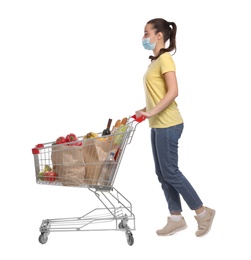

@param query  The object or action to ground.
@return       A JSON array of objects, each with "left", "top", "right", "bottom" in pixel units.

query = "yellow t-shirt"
[{"left": 143, "top": 52, "right": 183, "bottom": 128}]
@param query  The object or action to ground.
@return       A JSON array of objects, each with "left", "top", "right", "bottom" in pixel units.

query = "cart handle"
[{"left": 131, "top": 114, "right": 146, "bottom": 123}]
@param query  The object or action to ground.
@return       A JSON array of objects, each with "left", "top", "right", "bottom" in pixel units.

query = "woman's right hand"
[
  {"left": 135, "top": 110, "right": 142, "bottom": 119},
  {"left": 136, "top": 110, "right": 153, "bottom": 119},
  {"left": 135, "top": 108, "right": 149, "bottom": 119}
]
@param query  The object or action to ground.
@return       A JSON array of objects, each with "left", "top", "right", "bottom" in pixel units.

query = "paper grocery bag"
[
  {"left": 82, "top": 138, "right": 119, "bottom": 185},
  {"left": 51, "top": 144, "right": 86, "bottom": 186}
]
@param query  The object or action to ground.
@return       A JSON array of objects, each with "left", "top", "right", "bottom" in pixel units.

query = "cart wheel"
[
  {"left": 38, "top": 233, "right": 48, "bottom": 244},
  {"left": 118, "top": 222, "right": 125, "bottom": 229},
  {"left": 126, "top": 232, "right": 134, "bottom": 246}
]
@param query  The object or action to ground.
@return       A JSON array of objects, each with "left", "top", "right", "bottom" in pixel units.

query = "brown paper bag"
[
  {"left": 51, "top": 144, "right": 86, "bottom": 186},
  {"left": 82, "top": 138, "right": 119, "bottom": 185}
]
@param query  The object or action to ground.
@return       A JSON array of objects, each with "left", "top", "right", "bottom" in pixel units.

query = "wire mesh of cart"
[{"left": 32, "top": 115, "right": 145, "bottom": 246}]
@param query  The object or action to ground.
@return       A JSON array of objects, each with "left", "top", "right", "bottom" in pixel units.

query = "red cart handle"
[{"left": 131, "top": 114, "right": 146, "bottom": 123}]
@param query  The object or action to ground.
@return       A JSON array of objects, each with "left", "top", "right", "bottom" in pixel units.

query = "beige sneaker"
[
  {"left": 156, "top": 217, "right": 187, "bottom": 236},
  {"left": 195, "top": 207, "right": 216, "bottom": 237}
]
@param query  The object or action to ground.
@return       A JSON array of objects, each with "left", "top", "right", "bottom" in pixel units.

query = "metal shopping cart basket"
[{"left": 31, "top": 115, "right": 145, "bottom": 246}]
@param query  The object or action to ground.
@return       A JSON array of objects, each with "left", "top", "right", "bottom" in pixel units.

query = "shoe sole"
[
  {"left": 157, "top": 224, "right": 188, "bottom": 236},
  {"left": 196, "top": 209, "right": 216, "bottom": 237}
]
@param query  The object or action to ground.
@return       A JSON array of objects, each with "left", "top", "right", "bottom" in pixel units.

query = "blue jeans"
[{"left": 151, "top": 123, "right": 203, "bottom": 213}]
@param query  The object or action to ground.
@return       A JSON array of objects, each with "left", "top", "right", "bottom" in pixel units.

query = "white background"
[{"left": 1, "top": 0, "right": 251, "bottom": 259}]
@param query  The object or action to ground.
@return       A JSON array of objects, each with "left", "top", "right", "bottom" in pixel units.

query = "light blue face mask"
[{"left": 142, "top": 37, "right": 156, "bottom": 50}]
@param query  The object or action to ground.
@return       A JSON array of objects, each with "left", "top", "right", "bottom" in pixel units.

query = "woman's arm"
[{"left": 138, "top": 71, "right": 178, "bottom": 118}]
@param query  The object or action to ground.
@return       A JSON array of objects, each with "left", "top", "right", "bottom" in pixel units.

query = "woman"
[{"left": 136, "top": 18, "right": 215, "bottom": 237}]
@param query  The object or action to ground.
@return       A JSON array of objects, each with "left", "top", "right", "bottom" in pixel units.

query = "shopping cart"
[{"left": 32, "top": 115, "right": 145, "bottom": 246}]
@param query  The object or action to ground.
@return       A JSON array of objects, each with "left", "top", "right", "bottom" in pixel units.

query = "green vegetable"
[
  {"left": 114, "top": 125, "right": 128, "bottom": 145},
  {"left": 44, "top": 165, "right": 52, "bottom": 172},
  {"left": 38, "top": 171, "right": 44, "bottom": 181}
]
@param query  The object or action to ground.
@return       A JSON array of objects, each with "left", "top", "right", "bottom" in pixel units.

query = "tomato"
[
  {"left": 56, "top": 136, "right": 66, "bottom": 144},
  {"left": 55, "top": 133, "right": 81, "bottom": 146},
  {"left": 66, "top": 133, "right": 77, "bottom": 142},
  {"left": 44, "top": 171, "right": 57, "bottom": 182}
]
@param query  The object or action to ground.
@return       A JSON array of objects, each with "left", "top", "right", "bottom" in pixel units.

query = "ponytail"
[{"left": 166, "top": 22, "right": 177, "bottom": 53}]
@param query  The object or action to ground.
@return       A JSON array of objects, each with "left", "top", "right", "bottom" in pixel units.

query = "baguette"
[
  {"left": 115, "top": 119, "right": 121, "bottom": 128},
  {"left": 121, "top": 117, "right": 127, "bottom": 125},
  {"left": 111, "top": 119, "right": 121, "bottom": 132}
]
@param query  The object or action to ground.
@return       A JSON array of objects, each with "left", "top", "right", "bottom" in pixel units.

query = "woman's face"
[{"left": 143, "top": 23, "right": 157, "bottom": 43}]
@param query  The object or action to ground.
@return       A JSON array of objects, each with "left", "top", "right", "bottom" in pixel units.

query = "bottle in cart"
[
  {"left": 102, "top": 118, "right": 112, "bottom": 136},
  {"left": 98, "top": 152, "right": 116, "bottom": 187}
]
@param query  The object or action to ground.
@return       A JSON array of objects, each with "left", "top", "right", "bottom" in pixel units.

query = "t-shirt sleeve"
[{"left": 159, "top": 53, "right": 176, "bottom": 74}]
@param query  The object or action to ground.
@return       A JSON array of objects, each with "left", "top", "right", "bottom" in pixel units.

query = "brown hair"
[{"left": 147, "top": 18, "right": 177, "bottom": 61}]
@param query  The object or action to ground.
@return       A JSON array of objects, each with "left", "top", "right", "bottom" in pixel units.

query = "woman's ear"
[{"left": 157, "top": 32, "right": 163, "bottom": 40}]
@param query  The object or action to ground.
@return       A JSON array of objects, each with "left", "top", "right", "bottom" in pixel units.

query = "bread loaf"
[{"left": 121, "top": 117, "right": 127, "bottom": 125}]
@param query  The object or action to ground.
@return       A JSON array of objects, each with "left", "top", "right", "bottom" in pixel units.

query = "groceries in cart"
[
  {"left": 32, "top": 116, "right": 131, "bottom": 188},
  {"left": 38, "top": 164, "right": 57, "bottom": 182}
]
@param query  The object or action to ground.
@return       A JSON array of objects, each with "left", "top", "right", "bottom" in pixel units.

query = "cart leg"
[
  {"left": 118, "top": 215, "right": 134, "bottom": 246},
  {"left": 38, "top": 219, "right": 50, "bottom": 244}
]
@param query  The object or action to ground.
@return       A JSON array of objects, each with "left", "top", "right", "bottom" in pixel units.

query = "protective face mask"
[{"left": 142, "top": 37, "right": 156, "bottom": 50}]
